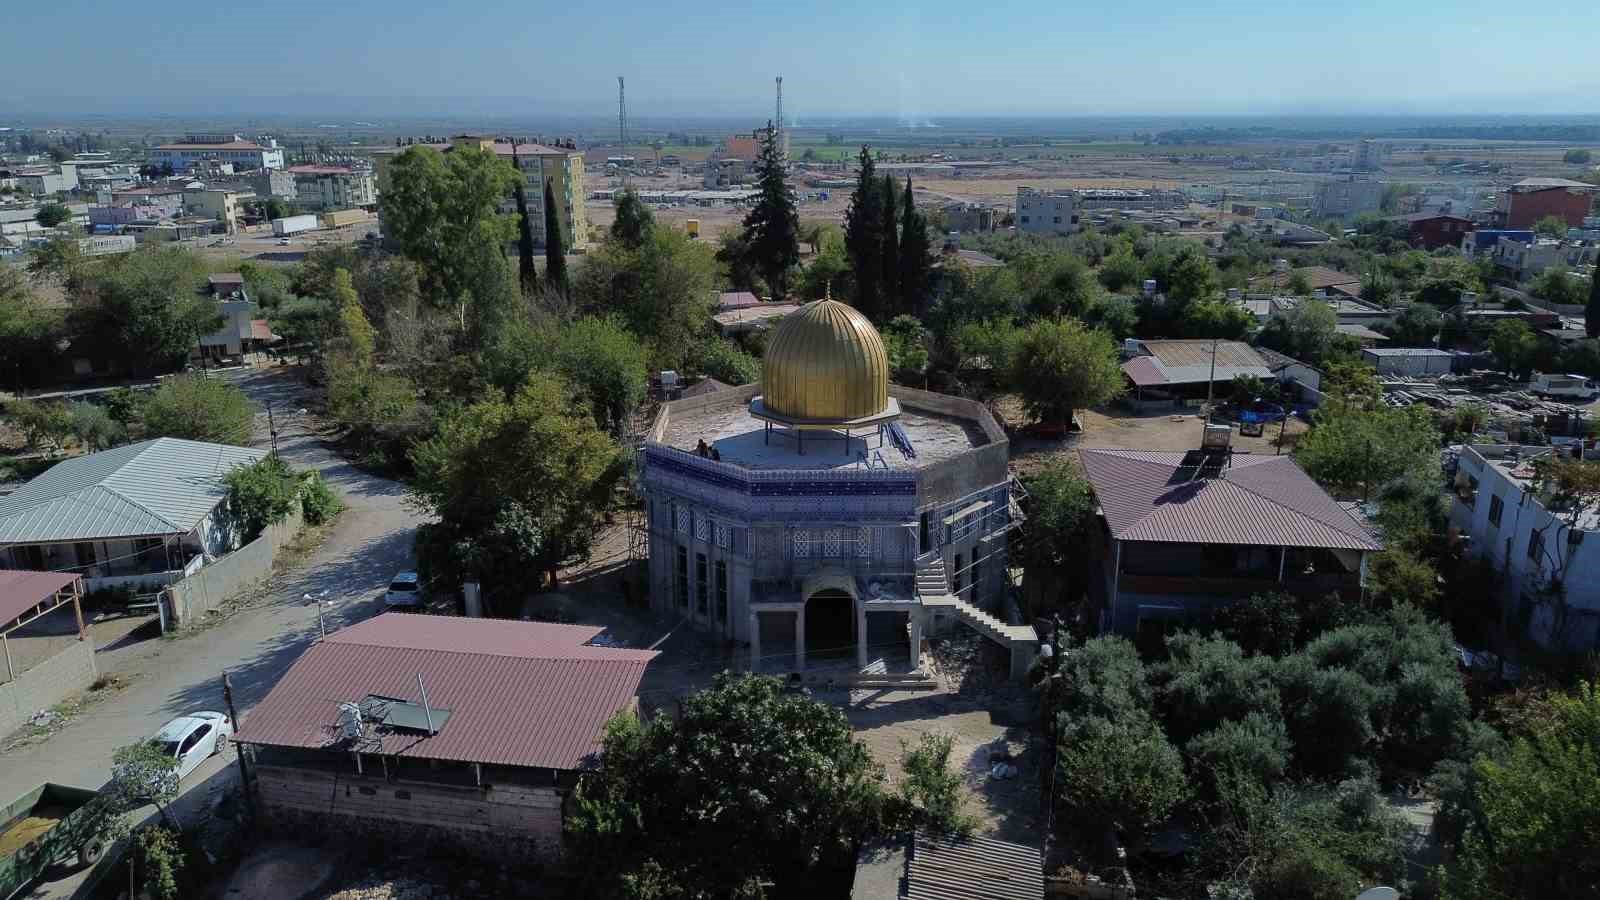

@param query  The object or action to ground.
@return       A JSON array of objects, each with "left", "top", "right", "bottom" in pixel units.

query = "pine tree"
[
  {"left": 843, "top": 146, "right": 882, "bottom": 317},
  {"left": 740, "top": 122, "right": 801, "bottom": 297},
  {"left": 898, "top": 176, "right": 933, "bottom": 316},
  {"left": 544, "top": 178, "right": 568, "bottom": 294},
  {"left": 879, "top": 174, "right": 900, "bottom": 318},
  {"left": 512, "top": 146, "right": 539, "bottom": 296}
]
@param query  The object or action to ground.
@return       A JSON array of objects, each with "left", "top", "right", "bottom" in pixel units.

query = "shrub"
[
  {"left": 1042, "top": 635, "right": 1153, "bottom": 729},
  {"left": 896, "top": 732, "right": 976, "bottom": 836},
  {"left": 1214, "top": 592, "right": 1302, "bottom": 657},
  {"left": 1187, "top": 712, "right": 1291, "bottom": 795},
  {"left": 1056, "top": 713, "right": 1188, "bottom": 837},
  {"left": 140, "top": 375, "right": 255, "bottom": 445},
  {"left": 1155, "top": 632, "right": 1283, "bottom": 745},
  {"left": 1276, "top": 655, "right": 1379, "bottom": 776},
  {"left": 68, "top": 401, "right": 125, "bottom": 450},
  {"left": 6, "top": 398, "right": 73, "bottom": 452},
  {"left": 223, "top": 455, "right": 298, "bottom": 542},
  {"left": 694, "top": 338, "right": 760, "bottom": 386},
  {"left": 297, "top": 472, "right": 342, "bottom": 525},
  {"left": 132, "top": 826, "right": 184, "bottom": 900}
]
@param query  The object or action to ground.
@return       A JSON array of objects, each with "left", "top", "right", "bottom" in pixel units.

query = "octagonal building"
[{"left": 638, "top": 299, "right": 1022, "bottom": 675}]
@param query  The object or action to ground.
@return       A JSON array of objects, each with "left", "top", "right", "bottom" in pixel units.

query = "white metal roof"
[{"left": 0, "top": 438, "right": 266, "bottom": 544}]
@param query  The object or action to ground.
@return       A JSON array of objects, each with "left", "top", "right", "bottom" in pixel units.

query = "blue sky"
[{"left": 5, "top": 0, "right": 1597, "bottom": 117}]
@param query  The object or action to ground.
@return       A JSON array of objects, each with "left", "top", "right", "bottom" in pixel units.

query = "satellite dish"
[{"left": 1355, "top": 889, "right": 1399, "bottom": 900}]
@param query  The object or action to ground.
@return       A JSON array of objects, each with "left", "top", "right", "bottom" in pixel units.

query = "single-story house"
[
  {"left": 1081, "top": 445, "right": 1381, "bottom": 641},
  {"left": 1406, "top": 212, "right": 1475, "bottom": 251},
  {"left": 1121, "top": 339, "right": 1274, "bottom": 411},
  {"left": 712, "top": 301, "right": 805, "bottom": 336},
  {"left": 1248, "top": 266, "right": 1363, "bottom": 299},
  {"left": 236, "top": 613, "right": 657, "bottom": 861},
  {"left": 0, "top": 438, "right": 266, "bottom": 591},
  {"left": 853, "top": 831, "right": 1044, "bottom": 900},
  {"left": 1361, "top": 347, "right": 1456, "bottom": 377},
  {"left": 1255, "top": 346, "right": 1323, "bottom": 400}
]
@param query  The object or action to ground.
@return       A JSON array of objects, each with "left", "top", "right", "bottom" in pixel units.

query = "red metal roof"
[
  {"left": 235, "top": 614, "right": 656, "bottom": 771},
  {"left": 1078, "top": 449, "right": 1380, "bottom": 551},
  {"left": 1122, "top": 355, "right": 1167, "bottom": 387},
  {"left": 0, "top": 570, "right": 81, "bottom": 626}
]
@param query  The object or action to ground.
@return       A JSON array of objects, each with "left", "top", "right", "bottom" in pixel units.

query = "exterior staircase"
[{"left": 915, "top": 557, "right": 1038, "bottom": 680}]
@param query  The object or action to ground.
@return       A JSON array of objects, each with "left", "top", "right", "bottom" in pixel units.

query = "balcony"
[{"left": 1119, "top": 572, "right": 1360, "bottom": 599}]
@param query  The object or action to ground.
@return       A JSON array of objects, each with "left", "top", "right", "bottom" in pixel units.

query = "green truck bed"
[{"left": 0, "top": 784, "right": 107, "bottom": 900}]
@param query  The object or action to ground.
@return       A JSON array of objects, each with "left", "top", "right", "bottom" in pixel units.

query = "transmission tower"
[
  {"left": 774, "top": 76, "right": 785, "bottom": 159},
  {"left": 617, "top": 76, "right": 629, "bottom": 182}
]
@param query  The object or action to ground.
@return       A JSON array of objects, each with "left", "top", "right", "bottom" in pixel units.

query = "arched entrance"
[{"left": 805, "top": 588, "right": 856, "bottom": 660}]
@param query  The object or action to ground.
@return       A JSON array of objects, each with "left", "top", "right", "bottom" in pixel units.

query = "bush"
[
  {"left": 140, "top": 375, "right": 255, "bottom": 445},
  {"left": 1276, "top": 655, "right": 1379, "bottom": 776},
  {"left": 68, "top": 401, "right": 125, "bottom": 450},
  {"left": 1214, "top": 592, "right": 1302, "bottom": 657},
  {"left": 1057, "top": 713, "right": 1188, "bottom": 837},
  {"left": 1187, "top": 712, "right": 1291, "bottom": 795},
  {"left": 223, "top": 455, "right": 298, "bottom": 541},
  {"left": 1042, "top": 635, "right": 1153, "bottom": 728},
  {"left": 896, "top": 732, "right": 976, "bottom": 836},
  {"left": 1155, "top": 632, "right": 1282, "bottom": 745},
  {"left": 694, "top": 338, "right": 760, "bottom": 386},
  {"left": 6, "top": 398, "right": 73, "bottom": 452},
  {"left": 298, "top": 472, "right": 342, "bottom": 526}
]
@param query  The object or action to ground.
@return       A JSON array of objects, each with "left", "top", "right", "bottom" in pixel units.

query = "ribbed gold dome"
[{"left": 760, "top": 299, "right": 889, "bottom": 423}]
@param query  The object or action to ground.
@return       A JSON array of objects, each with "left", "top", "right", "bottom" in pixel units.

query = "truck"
[
  {"left": 1530, "top": 373, "right": 1596, "bottom": 401},
  {"left": 271, "top": 214, "right": 319, "bottom": 237},
  {"left": 1, "top": 783, "right": 112, "bottom": 899}
]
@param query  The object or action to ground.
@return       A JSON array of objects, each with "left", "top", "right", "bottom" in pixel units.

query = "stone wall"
[
  {"left": 0, "top": 639, "right": 96, "bottom": 736},
  {"left": 167, "top": 507, "right": 302, "bottom": 627},
  {"left": 254, "top": 764, "right": 564, "bottom": 861}
]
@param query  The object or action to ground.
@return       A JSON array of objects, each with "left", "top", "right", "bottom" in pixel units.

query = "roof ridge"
[
  {"left": 101, "top": 440, "right": 188, "bottom": 532},
  {"left": 1222, "top": 458, "right": 1370, "bottom": 541}
]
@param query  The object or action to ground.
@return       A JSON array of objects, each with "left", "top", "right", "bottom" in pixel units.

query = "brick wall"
[
  {"left": 254, "top": 764, "right": 564, "bottom": 861},
  {"left": 1506, "top": 189, "right": 1594, "bottom": 229},
  {"left": 168, "top": 508, "right": 302, "bottom": 627},
  {"left": 0, "top": 639, "right": 97, "bottom": 736}
]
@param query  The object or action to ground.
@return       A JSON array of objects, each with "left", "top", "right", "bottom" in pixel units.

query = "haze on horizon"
[{"left": 4, "top": 0, "right": 1597, "bottom": 120}]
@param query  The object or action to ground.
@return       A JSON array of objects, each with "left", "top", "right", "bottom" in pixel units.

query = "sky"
[{"left": 4, "top": 0, "right": 1598, "bottom": 119}]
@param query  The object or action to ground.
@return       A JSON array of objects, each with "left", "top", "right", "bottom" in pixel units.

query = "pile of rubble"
[{"left": 1381, "top": 373, "right": 1591, "bottom": 428}]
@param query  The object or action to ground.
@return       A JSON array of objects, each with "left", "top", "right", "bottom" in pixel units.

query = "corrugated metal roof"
[
  {"left": 0, "top": 438, "right": 266, "bottom": 544},
  {"left": 0, "top": 570, "right": 80, "bottom": 625},
  {"left": 904, "top": 831, "right": 1043, "bottom": 900},
  {"left": 235, "top": 614, "right": 657, "bottom": 771},
  {"left": 1141, "top": 340, "right": 1267, "bottom": 370},
  {"left": 1122, "top": 355, "right": 1166, "bottom": 387},
  {"left": 1079, "top": 449, "right": 1380, "bottom": 551}
]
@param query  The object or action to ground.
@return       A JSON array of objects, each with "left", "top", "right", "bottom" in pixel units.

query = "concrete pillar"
[
  {"left": 857, "top": 605, "right": 869, "bottom": 669},
  {"left": 463, "top": 581, "right": 482, "bottom": 618},
  {"left": 794, "top": 606, "right": 805, "bottom": 672},
  {"left": 908, "top": 610, "right": 923, "bottom": 670},
  {"left": 749, "top": 610, "right": 761, "bottom": 673}
]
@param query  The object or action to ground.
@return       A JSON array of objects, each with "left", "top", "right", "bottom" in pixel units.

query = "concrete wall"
[
  {"left": 167, "top": 508, "right": 301, "bottom": 626},
  {"left": 254, "top": 764, "right": 563, "bottom": 861},
  {"left": 0, "top": 639, "right": 96, "bottom": 736}
]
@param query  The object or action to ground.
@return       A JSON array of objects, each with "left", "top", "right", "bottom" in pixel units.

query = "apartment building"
[
  {"left": 286, "top": 165, "right": 376, "bottom": 210},
  {"left": 1312, "top": 176, "right": 1383, "bottom": 219},
  {"left": 459, "top": 136, "right": 587, "bottom": 249},
  {"left": 1016, "top": 187, "right": 1079, "bottom": 235}
]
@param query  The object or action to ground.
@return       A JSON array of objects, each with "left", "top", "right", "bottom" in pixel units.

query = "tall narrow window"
[
  {"left": 675, "top": 546, "right": 689, "bottom": 608},
  {"left": 696, "top": 553, "right": 709, "bottom": 614},
  {"left": 716, "top": 560, "right": 728, "bottom": 622},
  {"left": 919, "top": 513, "right": 930, "bottom": 554}
]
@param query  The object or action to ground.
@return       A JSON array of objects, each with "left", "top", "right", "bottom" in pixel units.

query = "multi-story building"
[
  {"left": 638, "top": 299, "right": 1036, "bottom": 680},
  {"left": 1016, "top": 187, "right": 1079, "bottom": 235},
  {"left": 1493, "top": 178, "right": 1596, "bottom": 229},
  {"left": 1489, "top": 236, "right": 1595, "bottom": 282},
  {"left": 1406, "top": 212, "right": 1475, "bottom": 250},
  {"left": 183, "top": 188, "right": 248, "bottom": 234},
  {"left": 149, "top": 134, "right": 284, "bottom": 173},
  {"left": 942, "top": 202, "right": 995, "bottom": 233},
  {"left": 286, "top": 165, "right": 376, "bottom": 210},
  {"left": 461, "top": 137, "right": 586, "bottom": 249},
  {"left": 1450, "top": 444, "right": 1600, "bottom": 650},
  {"left": 1312, "top": 176, "right": 1384, "bottom": 219},
  {"left": 704, "top": 133, "right": 762, "bottom": 188},
  {"left": 244, "top": 168, "right": 297, "bottom": 201},
  {"left": 15, "top": 164, "right": 78, "bottom": 196}
]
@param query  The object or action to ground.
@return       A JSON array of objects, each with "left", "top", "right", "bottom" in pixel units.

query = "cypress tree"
[
  {"left": 898, "top": 176, "right": 933, "bottom": 315},
  {"left": 1588, "top": 263, "right": 1600, "bottom": 339},
  {"left": 879, "top": 174, "right": 900, "bottom": 317},
  {"left": 610, "top": 187, "right": 655, "bottom": 249},
  {"left": 843, "top": 146, "right": 882, "bottom": 317},
  {"left": 512, "top": 146, "right": 539, "bottom": 295},
  {"left": 741, "top": 123, "right": 801, "bottom": 297},
  {"left": 544, "top": 178, "right": 567, "bottom": 294}
]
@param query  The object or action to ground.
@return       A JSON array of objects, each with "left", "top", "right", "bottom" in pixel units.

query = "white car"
[
  {"left": 277, "top": 237, "right": 292, "bottom": 245},
  {"left": 153, "top": 711, "right": 233, "bottom": 779},
  {"left": 384, "top": 571, "right": 423, "bottom": 608}
]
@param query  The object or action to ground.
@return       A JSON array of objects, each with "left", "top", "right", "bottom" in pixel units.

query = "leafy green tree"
[
  {"left": 1295, "top": 401, "right": 1439, "bottom": 497},
  {"left": 7, "top": 399, "right": 73, "bottom": 453},
  {"left": 1531, "top": 267, "right": 1589, "bottom": 306},
  {"left": 131, "top": 826, "right": 184, "bottom": 900},
  {"left": 1564, "top": 149, "right": 1594, "bottom": 164},
  {"left": 843, "top": 146, "right": 884, "bottom": 319},
  {"left": 1159, "top": 243, "right": 1221, "bottom": 303},
  {"left": 1487, "top": 318, "right": 1538, "bottom": 377},
  {"left": 1018, "top": 460, "right": 1095, "bottom": 570},
  {"left": 69, "top": 247, "right": 220, "bottom": 374},
  {"left": 898, "top": 177, "right": 933, "bottom": 315},
  {"left": 34, "top": 202, "right": 71, "bottom": 228},
  {"left": 1214, "top": 592, "right": 1303, "bottom": 657},
  {"left": 573, "top": 226, "right": 718, "bottom": 371},
  {"left": 693, "top": 338, "right": 760, "bottom": 386},
  {"left": 1440, "top": 681, "right": 1600, "bottom": 898},
  {"left": 1275, "top": 653, "right": 1379, "bottom": 776},
  {"left": 1014, "top": 250, "right": 1098, "bottom": 320},
  {"left": 223, "top": 455, "right": 300, "bottom": 542},
  {"left": 1056, "top": 713, "right": 1188, "bottom": 837},
  {"left": 1098, "top": 244, "right": 1143, "bottom": 292},
  {"left": 511, "top": 149, "right": 539, "bottom": 295},
  {"left": 879, "top": 175, "right": 901, "bottom": 315},
  {"left": 1413, "top": 256, "right": 1484, "bottom": 306},
  {"left": 609, "top": 187, "right": 655, "bottom": 249},
  {"left": 1009, "top": 318, "right": 1125, "bottom": 427},
  {"left": 1187, "top": 712, "right": 1291, "bottom": 795},
  {"left": 897, "top": 732, "right": 976, "bottom": 836},
  {"left": 0, "top": 268, "right": 63, "bottom": 389},
  {"left": 1085, "top": 294, "right": 1139, "bottom": 340},
  {"left": 741, "top": 124, "right": 801, "bottom": 298},
  {"left": 881, "top": 314, "right": 929, "bottom": 380},
  {"left": 1040, "top": 635, "right": 1155, "bottom": 726},
  {"left": 1534, "top": 214, "right": 1569, "bottom": 238},
  {"left": 109, "top": 740, "right": 180, "bottom": 826},
  {"left": 1287, "top": 270, "right": 1312, "bottom": 296},
  {"left": 1366, "top": 546, "right": 1440, "bottom": 607},
  {"left": 1386, "top": 302, "right": 1442, "bottom": 346},
  {"left": 797, "top": 224, "right": 849, "bottom": 300},
  {"left": 1258, "top": 299, "right": 1337, "bottom": 363},
  {"left": 67, "top": 401, "right": 124, "bottom": 450},
  {"left": 552, "top": 316, "right": 649, "bottom": 434},
  {"left": 565, "top": 673, "right": 890, "bottom": 897},
  {"left": 1155, "top": 632, "right": 1283, "bottom": 745},
  {"left": 139, "top": 374, "right": 255, "bottom": 445},
  {"left": 379, "top": 145, "right": 518, "bottom": 341},
  {"left": 409, "top": 372, "right": 621, "bottom": 599},
  {"left": 1181, "top": 298, "right": 1255, "bottom": 339}
]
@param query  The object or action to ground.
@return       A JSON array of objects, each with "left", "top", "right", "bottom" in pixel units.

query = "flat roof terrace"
[{"left": 656, "top": 386, "right": 989, "bottom": 472}]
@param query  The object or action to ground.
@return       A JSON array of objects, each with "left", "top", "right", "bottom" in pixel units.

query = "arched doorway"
[{"left": 806, "top": 588, "right": 855, "bottom": 660}]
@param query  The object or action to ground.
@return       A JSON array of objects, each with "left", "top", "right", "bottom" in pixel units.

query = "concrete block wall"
[
  {"left": 254, "top": 764, "right": 563, "bottom": 861},
  {"left": 0, "top": 639, "right": 97, "bottom": 736},
  {"left": 168, "top": 508, "right": 302, "bottom": 626}
]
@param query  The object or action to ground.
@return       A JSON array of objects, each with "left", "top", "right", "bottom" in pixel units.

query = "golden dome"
[{"left": 759, "top": 299, "right": 890, "bottom": 423}]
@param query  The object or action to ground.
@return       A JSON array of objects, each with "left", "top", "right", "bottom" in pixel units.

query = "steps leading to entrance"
[{"left": 915, "top": 557, "right": 1038, "bottom": 680}]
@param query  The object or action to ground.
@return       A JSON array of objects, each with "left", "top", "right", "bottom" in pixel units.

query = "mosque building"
[{"left": 638, "top": 299, "right": 1034, "bottom": 676}]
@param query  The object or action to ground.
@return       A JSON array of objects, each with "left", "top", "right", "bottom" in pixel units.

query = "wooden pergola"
[{"left": 0, "top": 571, "right": 86, "bottom": 683}]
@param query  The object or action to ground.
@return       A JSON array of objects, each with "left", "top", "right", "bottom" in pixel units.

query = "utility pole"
[
  {"left": 266, "top": 402, "right": 277, "bottom": 454},
  {"left": 775, "top": 76, "right": 784, "bottom": 159},
  {"left": 1205, "top": 336, "right": 1218, "bottom": 414},
  {"left": 222, "top": 673, "right": 255, "bottom": 817},
  {"left": 617, "top": 76, "right": 628, "bottom": 184}
]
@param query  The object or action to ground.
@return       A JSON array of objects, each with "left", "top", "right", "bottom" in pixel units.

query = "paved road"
[{"left": 0, "top": 366, "right": 422, "bottom": 849}]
